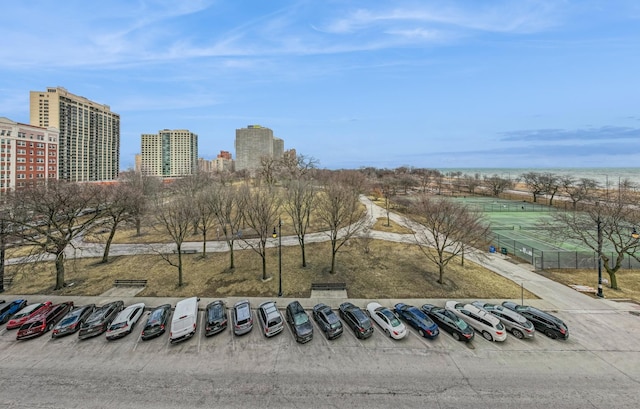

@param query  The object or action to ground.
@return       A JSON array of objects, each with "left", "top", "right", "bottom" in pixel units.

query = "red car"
[
  {"left": 6, "top": 301, "right": 52, "bottom": 330},
  {"left": 17, "top": 302, "right": 74, "bottom": 340}
]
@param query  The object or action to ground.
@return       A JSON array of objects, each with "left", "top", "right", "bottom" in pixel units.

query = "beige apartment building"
[
  {"left": 29, "top": 87, "right": 120, "bottom": 182},
  {"left": 0, "top": 117, "right": 59, "bottom": 194},
  {"left": 234, "top": 125, "right": 284, "bottom": 172},
  {"left": 141, "top": 129, "right": 198, "bottom": 177}
]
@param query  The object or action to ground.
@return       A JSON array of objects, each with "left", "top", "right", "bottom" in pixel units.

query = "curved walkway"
[{"left": 5, "top": 195, "right": 639, "bottom": 314}]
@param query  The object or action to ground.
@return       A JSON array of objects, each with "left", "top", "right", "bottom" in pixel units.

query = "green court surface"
[{"left": 451, "top": 196, "right": 592, "bottom": 253}]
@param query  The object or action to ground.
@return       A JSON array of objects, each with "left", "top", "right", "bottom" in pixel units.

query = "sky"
[{"left": 1, "top": 0, "right": 640, "bottom": 170}]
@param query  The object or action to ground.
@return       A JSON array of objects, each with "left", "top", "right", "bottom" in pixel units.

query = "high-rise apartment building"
[
  {"left": 234, "top": 125, "right": 284, "bottom": 172},
  {"left": 29, "top": 87, "right": 120, "bottom": 182},
  {"left": 140, "top": 129, "right": 198, "bottom": 177},
  {"left": 0, "top": 117, "right": 59, "bottom": 194}
]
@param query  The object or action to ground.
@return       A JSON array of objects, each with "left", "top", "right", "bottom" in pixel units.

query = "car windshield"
[
  {"left": 268, "top": 317, "right": 282, "bottom": 326},
  {"left": 110, "top": 322, "right": 126, "bottom": 330},
  {"left": 294, "top": 313, "right": 309, "bottom": 326},
  {"left": 380, "top": 309, "right": 401, "bottom": 327},
  {"left": 330, "top": 322, "right": 341, "bottom": 330},
  {"left": 208, "top": 304, "right": 224, "bottom": 321},
  {"left": 59, "top": 316, "right": 78, "bottom": 327},
  {"left": 20, "top": 321, "right": 42, "bottom": 330},
  {"left": 453, "top": 316, "right": 469, "bottom": 329},
  {"left": 352, "top": 309, "right": 369, "bottom": 325}
]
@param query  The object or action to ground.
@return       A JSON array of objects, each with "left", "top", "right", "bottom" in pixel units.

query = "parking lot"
[
  {"left": 1, "top": 297, "right": 640, "bottom": 409},
  {"left": 2, "top": 297, "right": 637, "bottom": 358}
]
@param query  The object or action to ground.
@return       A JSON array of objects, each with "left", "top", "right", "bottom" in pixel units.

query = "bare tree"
[
  {"left": 483, "top": 174, "right": 513, "bottom": 196},
  {"left": 550, "top": 193, "right": 640, "bottom": 290},
  {"left": 98, "top": 183, "right": 142, "bottom": 263},
  {"left": 119, "top": 170, "right": 162, "bottom": 235},
  {"left": 209, "top": 183, "right": 246, "bottom": 271},
  {"left": 283, "top": 179, "right": 316, "bottom": 267},
  {"left": 239, "top": 186, "right": 281, "bottom": 280},
  {"left": 521, "top": 172, "right": 546, "bottom": 203},
  {"left": 152, "top": 193, "right": 196, "bottom": 287},
  {"left": 560, "top": 176, "right": 599, "bottom": 209},
  {"left": 408, "top": 195, "right": 489, "bottom": 284},
  {"left": 280, "top": 153, "right": 319, "bottom": 181},
  {"left": 195, "top": 186, "right": 218, "bottom": 257},
  {"left": 8, "top": 181, "right": 105, "bottom": 290},
  {"left": 316, "top": 181, "right": 367, "bottom": 274},
  {"left": 259, "top": 156, "right": 281, "bottom": 187},
  {"left": 172, "top": 172, "right": 213, "bottom": 234},
  {"left": 539, "top": 173, "right": 560, "bottom": 206}
]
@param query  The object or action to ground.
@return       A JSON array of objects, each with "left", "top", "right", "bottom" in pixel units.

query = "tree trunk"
[
  {"left": 262, "top": 254, "right": 267, "bottom": 280},
  {"left": 330, "top": 250, "right": 337, "bottom": 274},
  {"left": 228, "top": 241, "right": 235, "bottom": 269},
  {"left": 300, "top": 239, "right": 307, "bottom": 267},
  {"left": 607, "top": 270, "right": 619, "bottom": 290},
  {"left": 438, "top": 265, "right": 444, "bottom": 284},
  {"left": 101, "top": 225, "right": 117, "bottom": 264},
  {"left": 55, "top": 251, "right": 65, "bottom": 290},
  {"left": 135, "top": 217, "right": 142, "bottom": 236},
  {"left": 201, "top": 230, "right": 207, "bottom": 258},
  {"left": 177, "top": 250, "right": 183, "bottom": 287}
]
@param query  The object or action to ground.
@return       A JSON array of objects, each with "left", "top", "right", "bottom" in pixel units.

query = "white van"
[{"left": 169, "top": 297, "right": 200, "bottom": 343}]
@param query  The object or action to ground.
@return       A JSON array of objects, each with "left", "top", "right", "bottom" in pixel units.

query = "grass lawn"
[
  {"left": 540, "top": 269, "right": 640, "bottom": 303},
  {"left": 5, "top": 239, "right": 537, "bottom": 300}
]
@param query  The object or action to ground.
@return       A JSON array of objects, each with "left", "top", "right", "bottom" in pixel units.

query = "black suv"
[
  {"left": 338, "top": 302, "right": 373, "bottom": 339},
  {"left": 78, "top": 300, "right": 125, "bottom": 340},
  {"left": 285, "top": 301, "right": 313, "bottom": 343},
  {"left": 502, "top": 301, "right": 569, "bottom": 340}
]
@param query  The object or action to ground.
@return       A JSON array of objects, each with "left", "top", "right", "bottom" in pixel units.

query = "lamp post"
[
  {"left": 596, "top": 215, "right": 604, "bottom": 298},
  {"left": 272, "top": 218, "right": 282, "bottom": 297}
]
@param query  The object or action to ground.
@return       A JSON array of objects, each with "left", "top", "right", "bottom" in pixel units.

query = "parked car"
[
  {"left": 502, "top": 301, "right": 569, "bottom": 340},
  {"left": 0, "top": 299, "right": 28, "bottom": 325},
  {"left": 141, "top": 304, "right": 172, "bottom": 341},
  {"left": 394, "top": 303, "right": 439, "bottom": 339},
  {"left": 17, "top": 301, "right": 74, "bottom": 340},
  {"left": 257, "top": 301, "right": 284, "bottom": 338},
  {"left": 106, "top": 302, "right": 146, "bottom": 340},
  {"left": 445, "top": 301, "right": 507, "bottom": 342},
  {"left": 170, "top": 297, "right": 199, "bottom": 343},
  {"left": 78, "top": 300, "right": 124, "bottom": 340},
  {"left": 421, "top": 304, "right": 474, "bottom": 342},
  {"left": 366, "top": 302, "right": 407, "bottom": 340},
  {"left": 6, "top": 301, "right": 52, "bottom": 330},
  {"left": 286, "top": 300, "right": 313, "bottom": 343},
  {"left": 472, "top": 301, "right": 535, "bottom": 339},
  {"left": 232, "top": 300, "right": 253, "bottom": 336},
  {"left": 339, "top": 302, "right": 374, "bottom": 339},
  {"left": 312, "top": 303, "right": 343, "bottom": 340},
  {"left": 204, "top": 300, "right": 228, "bottom": 337},
  {"left": 52, "top": 304, "right": 95, "bottom": 338}
]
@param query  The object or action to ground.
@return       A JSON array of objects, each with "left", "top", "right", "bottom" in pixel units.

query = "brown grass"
[
  {"left": 540, "top": 269, "right": 640, "bottom": 303},
  {"left": 371, "top": 217, "right": 413, "bottom": 234},
  {"left": 5, "top": 239, "right": 536, "bottom": 300}
]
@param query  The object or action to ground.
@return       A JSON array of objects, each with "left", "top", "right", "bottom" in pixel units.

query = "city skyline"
[{"left": 1, "top": 1, "right": 639, "bottom": 170}]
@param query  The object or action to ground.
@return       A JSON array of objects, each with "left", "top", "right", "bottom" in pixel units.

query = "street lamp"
[
  {"left": 272, "top": 218, "right": 282, "bottom": 297},
  {"left": 596, "top": 215, "right": 604, "bottom": 298}
]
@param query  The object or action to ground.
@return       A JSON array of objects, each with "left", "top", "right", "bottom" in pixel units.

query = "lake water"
[{"left": 437, "top": 167, "right": 640, "bottom": 188}]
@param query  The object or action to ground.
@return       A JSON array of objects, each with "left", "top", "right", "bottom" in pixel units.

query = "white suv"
[
  {"left": 257, "top": 301, "right": 284, "bottom": 338},
  {"left": 445, "top": 301, "right": 507, "bottom": 342}
]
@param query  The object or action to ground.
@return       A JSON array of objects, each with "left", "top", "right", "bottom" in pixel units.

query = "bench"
[
  {"left": 311, "top": 282, "right": 346, "bottom": 291},
  {"left": 172, "top": 249, "right": 198, "bottom": 254},
  {"left": 114, "top": 279, "right": 148, "bottom": 287}
]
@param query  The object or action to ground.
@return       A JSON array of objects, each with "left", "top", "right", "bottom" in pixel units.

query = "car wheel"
[
  {"left": 47, "top": 323, "right": 53, "bottom": 332},
  {"left": 420, "top": 329, "right": 426, "bottom": 338},
  {"left": 512, "top": 329, "right": 524, "bottom": 339},
  {"left": 354, "top": 328, "right": 360, "bottom": 338},
  {"left": 452, "top": 331, "right": 460, "bottom": 341},
  {"left": 482, "top": 331, "right": 493, "bottom": 341},
  {"left": 545, "top": 329, "right": 558, "bottom": 339},
  {"left": 385, "top": 329, "right": 391, "bottom": 338}
]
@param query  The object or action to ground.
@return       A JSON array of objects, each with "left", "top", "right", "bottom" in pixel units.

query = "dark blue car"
[
  {"left": 395, "top": 303, "right": 439, "bottom": 339},
  {"left": 0, "top": 299, "right": 28, "bottom": 324}
]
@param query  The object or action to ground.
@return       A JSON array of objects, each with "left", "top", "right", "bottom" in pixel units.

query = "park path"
[{"left": 6, "top": 195, "right": 638, "bottom": 313}]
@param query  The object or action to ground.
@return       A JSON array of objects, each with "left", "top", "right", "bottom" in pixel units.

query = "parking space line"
[
  {"left": 197, "top": 311, "right": 202, "bottom": 353},
  {"left": 132, "top": 311, "right": 149, "bottom": 352}
]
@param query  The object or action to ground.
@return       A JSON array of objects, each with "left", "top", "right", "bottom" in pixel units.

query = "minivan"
[
  {"left": 445, "top": 301, "right": 507, "bottom": 342},
  {"left": 257, "top": 301, "right": 284, "bottom": 338},
  {"left": 232, "top": 300, "right": 253, "bottom": 336},
  {"left": 169, "top": 297, "right": 199, "bottom": 343}
]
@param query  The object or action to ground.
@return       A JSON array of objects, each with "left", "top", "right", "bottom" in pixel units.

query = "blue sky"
[{"left": 1, "top": 0, "right": 639, "bottom": 170}]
